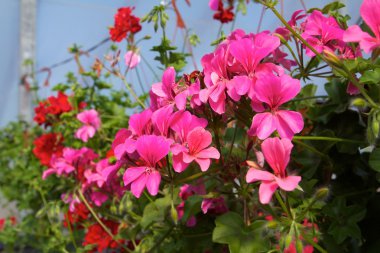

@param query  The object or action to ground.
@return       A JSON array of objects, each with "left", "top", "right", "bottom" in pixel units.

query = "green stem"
[
  {"left": 121, "top": 77, "right": 146, "bottom": 109},
  {"left": 148, "top": 225, "right": 174, "bottom": 253},
  {"left": 227, "top": 125, "right": 238, "bottom": 161},
  {"left": 77, "top": 190, "right": 131, "bottom": 252},
  {"left": 289, "top": 95, "right": 328, "bottom": 102},
  {"left": 65, "top": 212, "right": 78, "bottom": 249},
  {"left": 275, "top": 191, "right": 291, "bottom": 219},
  {"left": 293, "top": 135, "right": 365, "bottom": 144}
]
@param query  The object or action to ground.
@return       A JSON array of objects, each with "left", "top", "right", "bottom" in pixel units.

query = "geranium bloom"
[
  {"left": 75, "top": 109, "right": 101, "bottom": 142},
  {"left": 33, "top": 133, "right": 64, "bottom": 166},
  {"left": 124, "top": 50, "right": 140, "bottom": 69},
  {"left": 123, "top": 135, "right": 171, "bottom": 198},
  {"left": 83, "top": 220, "right": 123, "bottom": 253},
  {"left": 248, "top": 74, "right": 304, "bottom": 140},
  {"left": 344, "top": 0, "right": 380, "bottom": 53},
  {"left": 172, "top": 127, "right": 220, "bottom": 172},
  {"left": 301, "top": 10, "right": 344, "bottom": 57},
  {"left": 246, "top": 137, "right": 301, "bottom": 204},
  {"left": 212, "top": 0, "right": 234, "bottom": 23},
  {"left": 109, "top": 7, "right": 141, "bottom": 42}
]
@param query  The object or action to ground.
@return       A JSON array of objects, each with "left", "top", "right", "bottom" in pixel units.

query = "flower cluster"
[
  {"left": 33, "top": 91, "right": 73, "bottom": 126},
  {"left": 209, "top": 0, "right": 235, "bottom": 24},
  {"left": 109, "top": 7, "right": 142, "bottom": 42}
]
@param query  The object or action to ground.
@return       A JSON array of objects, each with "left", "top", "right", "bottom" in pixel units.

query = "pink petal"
[
  {"left": 151, "top": 82, "right": 168, "bottom": 98},
  {"left": 172, "top": 153, "right": 190, "bottom": 173},
  {"left": 128, "top": 109, "right": 152, "bottom": 136},
  {"left": 196, "top": 147, "right": 220, "bottom": 159},
  {"left": 343, "top": 25, "right": 371, "bottom": 43},
  {"left": 182, "top": 152, "right": 195, "bottom": 164},
  {"left": 275, "top": 175, "right": 301, "bottom": 191},
  {"left": 248, "top": 112, "right": 276, "bottom": 140},
  {"left": 246, "top": 168, "right": 275, "bottom": 183},
  {"left": 124, "top": 50, "right": 140, "bottom": 69},
  {"left": 275, "top": 110, "right": 304, "bottom": 139},
  {"left": 228, "top": 76, "right": 251, "bottom": 96},
  {"left": 131, "top": 173, "right": 148, "bottom": 198},
  {"left": 136, "top": 135, "right": 171, "bottom": 166},
  {"left": 195, "top": 158, "right": 211, "bottom": 171},
  {"left": 187, "top": 127, "right": 212, "bottom": 154},
  {"left": 146, "top": 171, "right": 161, "bottom": 196},
  {"left": 175, "top": 90, "right": 188, "bottom": 110},
  {"left": 360, "top": 0, "right": 380, "bottom": 39},
  {"left": 75, "top": 125, "right": 96, "bottom": 142},
  {"left": 208, "top": 0, "right": 219, "bottom": 11},
  {"left": 152, "top": 105, "right": 173, "bottom": 136},
  {"left": 123, "top": 167, "right": 145, "bottom": 186},
  {"left": 42, "top": 168, "right": 56, "bottom": 179},
  {"left": 261, "top": 137, "right": 293, "bottom": 176},
  {"left": 259, "top": 181, "right": 278, "bottom": 204}
]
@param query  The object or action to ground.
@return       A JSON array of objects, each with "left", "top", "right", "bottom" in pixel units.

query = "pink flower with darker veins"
[
  {"left": 172, "top": 127, "right": 220, "bottom": 173},
  {"left": 344, "top": 0, "right": 380, "bottom": 53},
  {"left": 123, "top": 135, "right": 171, "bottom": 198},
  {"left": 246, "top": 137, "right": 301, "bottom": 204},
  {"left": 75, "top": 109, "right": 101, "bottom": 142},
  {"left": 248, "top": 73, "right": 304, "bottom": 140}
]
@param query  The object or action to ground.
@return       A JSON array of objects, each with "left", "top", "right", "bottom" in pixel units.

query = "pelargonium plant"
[{"left": 1, "top": 0, "right": 380, "bottom": 252}]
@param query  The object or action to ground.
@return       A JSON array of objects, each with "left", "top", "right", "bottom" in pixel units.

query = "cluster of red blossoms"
[
  {"left": 33, "top": 133, "right": 64, "bottom": 166},
  {"left": 33, "top": 91, "right": 73, "bottom": 126},
  {"left": 211, "top": 0, "right": 235, "bottom": 23},
  {"left": 109, "top": 7, "right": 142, "bottom": 42},
  {"left": 0, "top": 216, "right": 16, "bottom": 231}
]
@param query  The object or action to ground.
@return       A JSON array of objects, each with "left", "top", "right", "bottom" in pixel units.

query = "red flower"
[
  {"left": 63, "top": 203, "right": 89, "bottom": 228},
  {"left": 33, "top": 91, "right": 73, "bottom": 126},
  {"left": 109, "top": 7, "right": 142, "bottom": 42},
  {"left": 213, "top": 0, "right": 235, "bottom": 24},
  {"left": 0, "top": 216, "right": 16, "bottom": 230},
  {"left": 33, "top": 133, "right": 64, "bottom": 166},
  {"left": 83, "top": 220, "right": 123, "bottom": 252}
]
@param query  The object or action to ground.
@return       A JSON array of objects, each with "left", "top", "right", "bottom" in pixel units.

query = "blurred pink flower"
[
  {"left": 75, "top": 109, "right": 101, "bottom": 142},
  {"left": 344, "top": 0, "right": 380, "bottom": 53},
  {"left": 246, "top": 137, "right": 301, "bottom": 204},
  {"left": 124, "top": 50, "right": 140, "bottom": 69}
]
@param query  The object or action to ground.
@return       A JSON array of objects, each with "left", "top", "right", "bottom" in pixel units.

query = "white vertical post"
[{"left": 19, "top": 0, "right": 36, "bottom": 122}]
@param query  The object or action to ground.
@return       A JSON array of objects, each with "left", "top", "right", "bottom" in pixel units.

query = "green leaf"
[
  {"left": 212, "top": 212, "right": 268, "bottom": 253},
  {"left": 140, "top": 195, "right": 172, "bottom": 229},
  {"left": 360, "top": 68, "right": 380, "bottom": 85},
  {"left": 369, "top": 148, "right": 380, "bottom": 172}
]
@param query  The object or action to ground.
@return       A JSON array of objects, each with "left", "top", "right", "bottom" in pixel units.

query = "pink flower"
[
  {"left": 201, "top": 197, "right": 228, "bottom": 214},
  {"left": 124, "top": 50, "right": 140, "bottom": 69},
  {"left": 344, "top": 0, "right": 380, "bottom": 53},
  {"left": 123, "top": 135, "right": 171, "bottom": 198},
  {"left": 151, "top": 67, "right": 190, "bottom": 110},
  {"left": 170, "top": 110, "right": 208, "bottom": 143},
  {"left": 248, "top": 74, "right": 304, "bottom": 140},
  {"left": 209, "top": 0, "right": 219, "bottom": 11},
  {"left": 75, "top": 109, "right": 101, "bottom": 142},
  {"left": 301, "top": 10, "right": 344, "bottom": 57},
  {"left": 172, "top": 127, "right": 220, "bottom": 172},
  {"left": 246, "top": 137, "right": 301, "bottom": 204}
]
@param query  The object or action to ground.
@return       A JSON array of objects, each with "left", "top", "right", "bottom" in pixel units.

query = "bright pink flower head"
[
  {"left": 172, "top": 127, "right": 220, "bottom": 173},
  {"left": 302, "top": 10, "right": 344, "bottom": 57},
  {"left": 344, "top": 0, "right": 380, "bottom": 53},
  {"left": 124, "top": 50, "right": 141, "bottom": 69},
  {"left": 170, "top": 110, "right": 208, "bottom": 143},
  {"left": 123, "top": 135, "right": 171, "bottom": 198},
  {"left": 209, "top": 0, "right": 219, "bottom": 11},
  {"left": 248, "top": 74, "right": 304, "bottom": 139},
  {"left": 246, "top": 137, "right": 301, "bottom": 204},
  {"left": 75, "top": 109, "right": 101, "bottom": 142}
]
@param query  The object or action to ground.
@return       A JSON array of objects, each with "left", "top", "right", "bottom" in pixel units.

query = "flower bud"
[
  {"left": 351, "top": 98, "right": 368, "bottom": 108},
  {"left": 315, "top": 187, "right": 329, "bottom": 200},
  {"left": 323, "top": 49, "right": 342, "bottom": 68}
]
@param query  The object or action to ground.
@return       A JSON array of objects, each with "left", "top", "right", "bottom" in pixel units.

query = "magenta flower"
[
  {"left": 344, "top": 0, "right": 380, "bottom": 53},
  {"left": 75, "top": 109, "right": 101, "bottom": 142},
  {"left": 124, "top": 50, "right": 140, "bottom": 69},
  {"left": 123, "top": 135, "right": 171, "bottom": 198},
  {"left": 248, "top": 74, "right": 304, "bottom": 140},
  {"left": 209, "top": 0, "right": 219, "bottom": 11},
  {"left": 301, "top": 10, "right": 344, "bottom": 57},
  {"left": 172, "top": 127, "right": 220, "bottom": 172},
  {"left": 246, "top": 137, "right": 301, "bottom": 204}
]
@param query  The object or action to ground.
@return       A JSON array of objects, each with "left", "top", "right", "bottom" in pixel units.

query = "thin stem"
[
  {"left": 227, "top": 125, "right": 238, "bottom": 161},
  {"left": 141, "top": 54, "right": 160, "bottom": 81},
  {"left": 77, "top": 190, "right": 131, "bottom": 252},
  {"left": 257, "top": 6, "right": 266, "bottom": 33},
  {"left": 293, "top": 135, "right": 365, "bottom": 144},
  {"left": 275, "top": 191, "right": 291, "bottom": 218},
  {"left": 148, "top": 225, "right": 174, "bottom": 253},
  {"left": 289, "top": 95, "right": 328, "bottom": 102},
  {"left": 65, "top": 213, "right": 78, "bottom": 250},
  {"left": 121, "top": 77, "right": 146, "bottom": 109},
  {"left": 135, "top": 67, "right": 146, "bottom": 94}
]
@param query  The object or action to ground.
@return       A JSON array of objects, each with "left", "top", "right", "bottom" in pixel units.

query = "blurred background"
[{"left": 0, "top": 0, "right": 361, "bottom": 128}]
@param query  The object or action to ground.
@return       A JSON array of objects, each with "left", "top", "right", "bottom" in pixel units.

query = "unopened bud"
[
  {"left": 351, "top": 98, "right": 368, "bottom": 108},
  {"left": 323, "top": 49, "right": 342, "bottom": 67},
  {"left": 171, "top": 204, "right": 178, "bottom": 225},
  {"left": 273, "top": 33, "right": 287, "bottom": 44},
  {"left": 315, "top": 187, "right": 329, "bottom": 200},
  {"left": 267, "top": 220, "right": 278, "bottom": 229}
]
